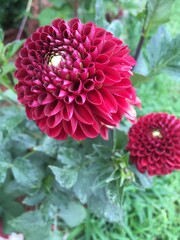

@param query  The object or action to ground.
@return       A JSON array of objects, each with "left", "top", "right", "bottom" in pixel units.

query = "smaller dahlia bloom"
[
  {"left": 15, "top": 18, "right": 139, "bottom": 140},
  {"left": 127, "top": 113, "right": 180, "bottom": 176}
]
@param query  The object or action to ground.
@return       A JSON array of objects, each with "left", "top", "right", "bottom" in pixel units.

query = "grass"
[{"left": 66, "top": 171, "right": 180, "bottom": 240}]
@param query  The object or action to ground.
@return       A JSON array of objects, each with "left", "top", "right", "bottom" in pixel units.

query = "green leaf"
[
  {"left": 49, "top": 166, "right": 78, "bottom": 189},
  {"left": 0, "top": 107, "right": 24, "bottom": 133},
  {"left": 95, "top": 0, "right": 108, "bottom": 28},
  {"left": 34, "top": 137, "right": 59, "bottom": 158},
  {"left": 113, "top": 128, "right": 128, "bottom": 151},
  {"left": 145, "top": 0, "right": 173, "bottom": 33},
  {"left": 57, "top": 147, "right": 82, "bottom": 166},
  {"left": 88, "top": 189, "right": 123, "bottom": 223},
  {"left": 4, "top": 40, "right": 24, "bottom": 59},
  {"left": 0, "top": 191, "right": 24, "bottom": 222},
  {"left": 73, "top": 170, "right": 95, "bottom": 204},
  {"left": 107, "top": 20, "right": 122, "bottom": 37},
  {"left": 131, "top": 73, "right": 149, "bottom": 86},
  {"left": 130, "top": 165, "right": 152, "bottom": 189},
  {"left": 106, "top": 180, "right": 124, "bottom": 206},
  {"left": 59, "top": 201, "right": 86, "bottom": 227},
  {"left": 12, "top": 158, "right": 44, "bottom": 189},
  {"left": 106, "top": 168, "right": 120, "bottom": 183},
  {"left": 0, "top": 150, "right": 12, "bottom": 184},
  {"left": 8, "top": 133, "right": 36, "bottom": 155},
  {"left": 49, "top": 0, "right": 65, "bottom": 8},
  {"left": 22, "top": 191, "right": 46, "bottom": 206},
  {"left": 1, "top": 89, "right": 18, "bottom": 102},
  {"left": 8, "top": 211, "right": 50, "bottom": 240},
  {"left": 104, "top": 202, "right": 123, "bottom": 223},
  {"left": 146, "top": 27, "right": 180, "bottom": 76},
  {"left": 1, "top": 62, "right": 15, "bottom": 76},
  {"left": 0, "top": 28, "right": 4, "bottom": 41}
]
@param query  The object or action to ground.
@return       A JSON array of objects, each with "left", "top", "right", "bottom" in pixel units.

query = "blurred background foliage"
[{"left": 0, "top": 0, "right": 180, "bottom": 239}]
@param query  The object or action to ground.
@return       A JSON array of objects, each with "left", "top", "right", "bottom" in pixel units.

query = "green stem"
[{"left": 16, "top": 0, "right": 33, "bottom": 40}]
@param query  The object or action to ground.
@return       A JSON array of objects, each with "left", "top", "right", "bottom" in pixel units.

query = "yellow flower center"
[
  {"left": 152, "top": 129, "right": 162, "bottom": 138},
  {"left": 49, "top": 55, "right": 64, "bottom": 67}
]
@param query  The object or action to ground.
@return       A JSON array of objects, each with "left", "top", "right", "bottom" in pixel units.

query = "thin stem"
[
  {"left": 16, "top": 0, "right": 33, "bottom": 40},
  {"left": 73, "top": 0, "right": 79, "bottom": 18},
  {"left": 134, "top": 28, "right": 145, "bottom": 61}
]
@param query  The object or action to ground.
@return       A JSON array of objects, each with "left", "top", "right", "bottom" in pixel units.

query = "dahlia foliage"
[
  {"left": 127, "top": 113, "right": 180, "bottom": 176},
  {"left": 15, "top": 18, "right": 139, "bottom": 141}
]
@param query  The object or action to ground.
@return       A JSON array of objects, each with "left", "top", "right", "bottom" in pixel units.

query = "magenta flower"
[
  {"left": 15, "top": 18, "right": 139, "bottom": 140},
  {"left": 127, "top": 113, "right": 180, "bottom": 176}
]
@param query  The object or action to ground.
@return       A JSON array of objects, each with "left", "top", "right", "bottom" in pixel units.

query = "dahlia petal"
[
  {"left": 82, "top": 35, "right": 91, "bottom": 50},
  {"left": 61, "top": 104, "right": 74, "bottom": 121},
  {"left": 68, "top": 18, "right": 80, "bottom": 28},
  {"left": 21, "top": 58, "right": 31, "bottom": 67},
  {"left": 99, "top": 88, "right": 118, "bottom": 113},
  {"left": 28, "top": 99, "right": 40, "bottom": 107},
  {"left": 51, "top": 18, "right": 63, "bottom": 29},
  {"left": 31, "top": 32, "right": 40, "bottom": 41},
  {"left": 44, "top": 100, "right": 63, "bottom": 117},
  {"left": 74, "top": 104, "right": 94, "bottom": 124},
  {"left": 87, "top": 89, "right": 103, "bottom": 105},
  {"left": 95, "top": 28, "right": 106, "bottom": 38},
  {"left": 83, "top": 24, "right": 95, "bottom": 41},
  {"left": 19, "top": 48, "right": 28, "bottom": 58},
  {"left": 83, "top": 80, "right": 95, "bottom": 92},
  {"left": 26, "top": 106, "right": 33, "bottom": 119},
  {"left": 75, "top": 93, "right": 86, "bottom": 105},
  {"left": 118, "top": 98, "right": 136, "bottom": 122},
  {"left": 79, "top": 122, "right": 98, "bottom": 138},
  {"left": 103, "top": 67, "right": 120, "bottom": 81},
  {"left": 46, "top": 115, "right": 62, "bottom": 128},
  {"left": 87, "top": 63, "right": 96, "bottom": 76},
  {"left": 72, "top": 124, "right": 87, "bottom": 140},
  {"left": 94, "top": 70, "right": 105, "bottom": 84},
  {"left": 15, "top": 57, "right": 22, "bottom": 68},
  {"left": 89, "top": 46, "right": 99, "bottom": 59},
  {"left": 38, "top": 93, "right": 55, "bottom": 105},
  {"left": 31, "top": 86, "right": 44, "bottom": 94},
  {"left": 80, "top": 68, "right": 89, "bottom": 81},
  {"left": 64, "top": 95, "right": 75, "bottom": 104},
  {"left": 63, "top": 118, "right": 78, "bottom": 135},
  {"left": 47, "top": 123, "right": 63, "bottom": 138},
  {"left": 101, "top": 41, "right": 116, "bottom": 54},
  {"left": 34, "top": 105, "right": 45, "bottom": 119},
  {"left": 15, "top": 69, "right": 27, "bottom": 80},
  {"left": 46, "top": 83, "right": 58, "bottom": 91},
  {"left": 93, "top": 106, "right": 117, "bottom": 126},
  {"left": 100, "top": 125, "right": 109, "bottom": 140},
  {"left": 36, "top": 118, "right": 47, "bottom": 131},
  {"left": 95, "top": 54, "right": 109, "bottom": 64},
  {"left": 125, "top": 55, "right": 136, "bottom": 65},
  {"left": 55, "top": 128, "right": 68, "bottom": 140},
  {"left": 68, "top": 79, "right": 82, "bottom": 94}
]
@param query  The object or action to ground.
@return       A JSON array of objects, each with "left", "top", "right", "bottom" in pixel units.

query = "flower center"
[
  {"left": 152, "top": 129, "right": 162, "bottom": 138},
  {"left": 49, "top": 55, "right": 64, "bottom": 67}
]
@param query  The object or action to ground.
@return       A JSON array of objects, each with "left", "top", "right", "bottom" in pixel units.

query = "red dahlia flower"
[
  {"left": 15, "top": 18, "right": 139, "bottom": 140},
  {"left": 127, "top": 113, "right": 180, "bottom": 176}
]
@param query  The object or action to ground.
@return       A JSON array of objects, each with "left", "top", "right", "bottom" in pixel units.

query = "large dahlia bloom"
[
  {"left": 127, "top": 113, "right": 180, "bottom": 176},
  {"left": 15, "top": 18, "right": 139, "bottom": 140}
]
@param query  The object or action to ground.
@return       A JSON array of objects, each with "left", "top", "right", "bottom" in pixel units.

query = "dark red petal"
[
  {"left": 99, "top": 88, "right": 118, "bottom": 113},
  {"left": 74, "top": 104, "right": 94, "bottom": 124},
  {"left": 79, "top": 122, "right": 98, "bottom": 138},
  {"left": 87, "top": 89, "right": 103, "bottom": 105},
  {"left": 44, "top": 100, "right": 63, "bottom": 117},
  {"left": 61, "top": 104, "right": 74, "bottom": 121}
]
